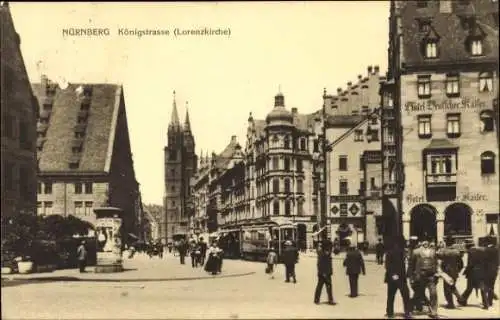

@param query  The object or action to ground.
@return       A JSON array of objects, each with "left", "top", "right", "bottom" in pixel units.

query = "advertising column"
[{"left": 94, "top": 207, "right": 124, "bottom": 273}]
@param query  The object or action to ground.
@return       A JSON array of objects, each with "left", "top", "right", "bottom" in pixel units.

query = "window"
[
  {"left": 272, "top": 157, "right": 279, "bottom": 170},
  {"left": 171, "top": 185, "right": 175, "bottom": 192},
  {"left": 296, "top": 159, "right": 303, "bottom": 172},
  {"left": 169, "top": 151, "right": 177, "bottom": 160},
  {"left": 425, "top": 41, "right": 438, "bottom": 58},
  {"left": 284, "top": 136, "right": 290, "bottom": 149},
  {"left": 74, "top": 183, "right": 82, "bottom": 194},
  {"left": 284, "top": 179, "right": 291, "bottom": 193},
  {"left": 340, "top": 203, "right": 348, "bottom": 217},
  {"left": 285, "top": 200, "right": 291, "bottom": 216},
  {"left": 84, "top": 182, "right": 93, "bottom": 194},
  {"left": 430, "top": 155, "right": 453, "bottom": 174},
  {"left": 417, "top": 0, "right": 428, "bottom": 8},
  {"left": 75, "top": 201, "right": 83, "bottom": 215},
  {"left": 446, "top": 114, "right": 461, "bottom": 138},
  {"left": 37, "top": 182, "right": 42, "bottom": 194},
  {"left": 37, "top": 202, "right": 43, "bottom": 215},
  {"left": 313, "top": 139, "right": 319, "bottom": 152},
  {"left": 370, "top": 129, "right": 379, "bottom": 141},
  {"left": 69, "top": 162, "right": 79, "bottom": 169},
  {"left": 297, "top": 180, "right": 304, "bottom": 193},
  {"left": 300, "top": 138, "right": 306, "bottom": 151},
  {"left": 445, "top": 74, "right": 460, "bottom": 97},
  {"left": 313, "top": 199, "right": 318, "bottom": 215},
  {"left": 284, "top": 157, "right": 290, "bottom": 171},
  {"left": 359, "top": 155, "right": 365, "bottom": 171},
  {"left": 418, "top": 115, "right": 432, "bottom": 138},
  {"left": 72, "top": 146, "right": 82, "bottom": 153},
  {"left": 354, "top": 130, "right": 363, "bottom": 142},
  {"left": 339, "top": 179, "right": 348, "bottom": 195},
  {"left": 84, "top": 201, "right": 93, "bottom": 215},
  {"left": 273, "top": 201, "right": 280, "bottom": 216},
  {"left": 339, "top": 156, "right": 348, "bottom": 171},
  {"left": 74, "top": 132, "right": 84, "bottom": 138},
  {"left": 480, "top": 111, "right": 495, "bottom": 132},
  {"left": 297, "top": 202, "right": 304, "bottom": 216},
  {"left": 170, "top": 169, "right": 175, "bottom": 177},
  {"left": 44, "top": 182, "right": 53, "bottom": 194},
  {"left": 417, "top": 76, "right": 432, "bottom": 98},
  {"left": 470, "top": 39, "right": 483, "bottom": 56},
  {"left": 273, "top": 178, "right": 280, "bottom": 193},
  {"left": 481, "top": 151, "right": 496, "bottom": 174},
  {"left": 360, "top": 180, "right": 365, "bottom": 194},
  {"left": 44, "top": 202, "right": 53, "bottom": 215},
  {"left": 479, "top": 72, "right": 493, "bottom": 92},
  {"left": 371, "top": 177, "right": 377, "bottom": 189}
]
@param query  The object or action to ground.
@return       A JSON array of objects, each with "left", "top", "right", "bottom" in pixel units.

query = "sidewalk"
[
  {"left": 2, "top": 253, "right": 255, "bottom": 283},
  {"left": 301, "top": 250, "right": 378, "bottom": 262}
]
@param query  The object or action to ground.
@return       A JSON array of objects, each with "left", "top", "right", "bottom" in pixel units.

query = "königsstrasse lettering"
[{"left": 117, "top": 28, "right": 170, "bottom": 37}]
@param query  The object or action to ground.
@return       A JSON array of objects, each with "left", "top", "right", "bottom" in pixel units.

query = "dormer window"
[
  {"left": 470, "top": 39, "right": 483, "bottom": 56},
  {"left": 479, "top": 72, "right": 493, "bottom": 92},
  {"left": 445, "top": 74, "right": 460, "bottom": 97},
  {"left": 417, "top": 17, "right": 432, "bottom": 32},
  {"left": 425, "top": 41, "right": 438, "bottom": 58}
]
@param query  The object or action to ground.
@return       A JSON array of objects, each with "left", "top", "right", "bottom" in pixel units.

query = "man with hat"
[
  {"left": 483, "top": 236, "right": 499, "bottom": 307},
  {"left": 436, "top": 236, "right": 463, "bottom": 309},
  {"left": 282, "top": 240, "right": 299, "bottom": 283},
  {"left": 384, "top": 236, "right": 411, "bottom": 318},
  {"left": 459, "top": 237, "right": 489, "bottom": 309},
  {"left": 77, "top": 240, "right": 88, "bottom": 273}
]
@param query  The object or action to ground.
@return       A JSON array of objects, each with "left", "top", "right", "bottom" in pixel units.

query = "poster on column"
[{"left": 95, "top": 217, "right": 122, "bottom": 265}]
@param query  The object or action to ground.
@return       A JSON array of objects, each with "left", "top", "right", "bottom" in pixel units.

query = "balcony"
[
  {"left": 384, "top": 181, "right": 398, "bottom": 195},
  {"left": 426, "top": 174, "right": 457, "bottom": 202}
]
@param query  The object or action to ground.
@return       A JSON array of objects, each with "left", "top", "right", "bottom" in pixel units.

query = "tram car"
[{"left": 240, "top": 222, "right": 298, "bottom": 262}]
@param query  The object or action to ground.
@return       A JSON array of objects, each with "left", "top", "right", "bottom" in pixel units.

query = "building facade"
[
  {"left": 163, "top": 92, "right": 197, "bottom": 242},
  {"left": 33, "top": 78, "right": 141, "bottom": 238},
  {"left": 1, "top": 2, "right": 38, "bottom": 219},
  {"left": 143, "top": 204, "right": 162, "bottom": 242},
  {"left": 384, "top": 0, "right": 499, "bottom": 243}
]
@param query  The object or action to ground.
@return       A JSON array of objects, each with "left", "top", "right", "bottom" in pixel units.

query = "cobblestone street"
[{"left": 2, "top": 253, "right": 499, "bottom": 319}]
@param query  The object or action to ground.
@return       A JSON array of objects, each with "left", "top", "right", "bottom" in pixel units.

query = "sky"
[{"left": 10, "top": 1, "right": 390, "bottom": 205}]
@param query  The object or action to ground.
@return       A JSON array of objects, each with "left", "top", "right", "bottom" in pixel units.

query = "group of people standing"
[
  {"left": 384, "top": 235, "right": 498, "bottom": 319},
  {"left": 174, "top": 237, "right": 225, "bottom": 275}
]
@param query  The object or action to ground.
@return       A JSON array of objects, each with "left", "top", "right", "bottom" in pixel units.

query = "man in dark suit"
[
  {"left": 436, "top": 236, "right": 463, "bottom": 309},
  {"left": 282, "top": 240, "right": 299, "bottom": 283},
  {"left": 314, "top": 242, "right": 336, "bottom": 305},
  {"left": 385, "top": 237, "right": 411, "bottom": 319},
  {"left": 458, "top": 239, "right": 488, "bottom": 309},
  {"left": 343, "top": 243, "right": 366, "bottom": 298},
  {"left": 484, "top": 237, "right": 499, "bottom": 307}
]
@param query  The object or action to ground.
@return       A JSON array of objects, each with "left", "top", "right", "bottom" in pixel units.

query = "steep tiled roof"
[
  {"left": 214, "top": 138, "right": 242, "bottom": 170},
  {"left": 32, "top": 82, "right": 122, "bottom": 172},
  {"left": 398, "top": 0, "right": 499, "bottom": 67}
]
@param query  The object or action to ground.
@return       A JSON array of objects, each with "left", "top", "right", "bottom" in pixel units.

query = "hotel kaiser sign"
[{"left": 404, "top": 97, "right": 487, "bottom": 114}]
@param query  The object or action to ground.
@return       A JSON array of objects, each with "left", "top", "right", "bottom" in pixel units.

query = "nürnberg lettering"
[{"left": 62, "top": 28, "right": 110, "bottom": 37}]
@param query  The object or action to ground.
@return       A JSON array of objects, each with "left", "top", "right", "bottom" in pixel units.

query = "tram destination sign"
[{"left": 404, "top": 97, "right": 486, "bottom": 114}]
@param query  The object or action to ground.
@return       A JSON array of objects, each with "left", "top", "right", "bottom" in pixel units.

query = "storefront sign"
[
  {"left": 404, "top": 98, "right": 486, "bottom": 114},
  {"left": 406, "top": 192, "right": 488, "bottom": 205},
  {"left": 330, "top": 195, "right": 361, "bottom": 203}
]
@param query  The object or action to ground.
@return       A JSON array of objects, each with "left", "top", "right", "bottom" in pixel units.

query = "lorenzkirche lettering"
[{"left": 62, "top": 28, "right": 110, "bottom": 37}]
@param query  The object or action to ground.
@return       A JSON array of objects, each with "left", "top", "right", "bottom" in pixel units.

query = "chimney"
[
  {"left": 347, "top": 81, "right": 352, "bottom": 89},
  {"left": 291, "top": 107, "right": 298, "bottom": 114},
  {"left": 231, "top": 135, "right": 237, "bottom": 143},
  {"left": 367, "top": 66, "right": 373, "bottom": 74},
  {"left": 358, "top": 74, "right": 362, "bottom": 80},
  {"left": 41, "top": 74, "right": 48, "bottom": 89},
  {"left": 374, "top": 65, "right": 380, "bottom": 74},
  {"left": 337, "top": 87, "right": 342, "bottom": 94}
]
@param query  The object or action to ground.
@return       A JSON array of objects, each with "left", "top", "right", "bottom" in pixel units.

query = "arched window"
[
  {"left": 300, "top": 138, "right": 307, "bottom": 151},
  {"left": 479, "top": 72, "right": 493, "bottom": 92},
  {"left": 273, "top": 200, "right": 280, "bottom": 216},
  {"left": 272, "top": 135, "right": 279, "bottom": 148},
  {"left": 481, "top": 151, "right": 496, "bottom": 175},
  {"left": 284, "top": 178, "right": 291, "bottom": 193},
  {"left": 480, "top": 110, "right": 495, "bottom": 132},
  {"left": 284, "top": 135, "right": 290, "bottom": 149}
]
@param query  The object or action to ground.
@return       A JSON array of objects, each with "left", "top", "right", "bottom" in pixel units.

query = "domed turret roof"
[{"left": 265, "top": 92, "right": 294, "bottom": 127}]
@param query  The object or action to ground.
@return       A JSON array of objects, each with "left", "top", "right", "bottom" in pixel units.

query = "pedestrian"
[
  {"left": 408, "top": 238, "right": 439, "bottom": 319},
  {"left": 436, "top": 236, "right": 463, "bottom": 309},
  {"left": 484, "top": 236, "right": 499, "bottom": 307},
  {"left": 189, "top": 239, "right": 199, "bottom": 268},
  {"left": 407, "top": 237, "right": 425, "bottom": 313},
  {"left": 343, "top": 242, "right": 366, "bottom": 298},
  {"left": 458, "top": 238, "right": 488, "bottom": 309},
  {"left": 376, "top": 238, "right": 385, "bottom": 265},
  {"left": 198, "top": 237, "right": 208, "bottom": 266},
  {"left": 266, "top": 247, "right": 278, "bottom": 279},
  {"left": 384, "top": 236, "right": 411, "bottom": 319},
  {"left": 76, "top": 240, "right": 88, "bottom": 273},
  {"left": 314, "top": 242, "right": 336, "bottom": 305},
  {"left": 282, "top": 240, "right": 299, "bottom": 283},
  {"left": 178, "top": 239, "right": 188, "bottom": 265},
  {"left": 204, "top": 242, "right": 220, "bottom": 275}
]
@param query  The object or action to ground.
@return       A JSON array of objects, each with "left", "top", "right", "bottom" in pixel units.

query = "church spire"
[
  {"left": 169, "top": 90, "right": 180, "bottom": 128},
  {"left": 184, "top": 101, "right": 191, "bottom": 132}
]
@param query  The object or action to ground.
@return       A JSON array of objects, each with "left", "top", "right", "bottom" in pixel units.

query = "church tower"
[{"left": 163, "top": 91, "right": 197, "bottom": 242}]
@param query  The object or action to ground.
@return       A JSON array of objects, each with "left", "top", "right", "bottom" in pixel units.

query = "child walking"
[{"left": 266, "top": 247, "right": 278, "bottom": 279}]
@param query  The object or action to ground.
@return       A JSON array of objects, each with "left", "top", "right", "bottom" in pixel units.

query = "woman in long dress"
[{"left": 204, "top": 242, "right": 220, "bottom": 275}]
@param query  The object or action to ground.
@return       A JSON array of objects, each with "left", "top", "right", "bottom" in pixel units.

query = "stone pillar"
[
  {"left": 437, "top": 219, "right": 444, "bottom": 243},
  {"left": 94, "top": 207, "right": 124, "bottom": 273},
  {"left": 403, "top": 220, "right": 410, "bottom": 240},
  {"left": 365, "top": 215, "right": 377, "bottom": 248}
]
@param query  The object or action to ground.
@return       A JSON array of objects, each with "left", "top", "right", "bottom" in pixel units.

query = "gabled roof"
[
  {"left": 328, "top": 111, "right": 379, "bottom": 149},
  {"left": 32, "top": 82, "right": 123, "bottom": 172},
  {"left": 213, "top": 138, "right": 242, "bottom": 170},
  {"left": 326, "top": 115, "right": 366, "bottom": 128}
]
